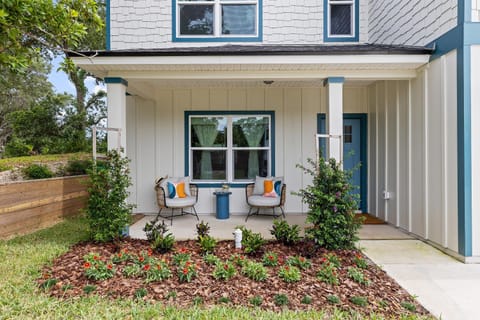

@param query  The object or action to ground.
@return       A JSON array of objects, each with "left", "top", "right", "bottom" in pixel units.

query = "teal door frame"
[{"left": 317, "top": 113, "right": 368, "bottom": 213}]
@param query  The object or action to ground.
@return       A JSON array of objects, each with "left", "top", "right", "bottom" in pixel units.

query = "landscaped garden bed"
[{"left": 39, "top": 237, "right": 429, "bottom": 318}]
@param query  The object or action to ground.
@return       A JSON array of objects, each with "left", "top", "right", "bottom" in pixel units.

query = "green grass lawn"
[
  {"left": 0, "top": 217, "right": 432, "bottom": 320},
  {"left": 0, "top": 153, "right": 91, "bottom": 172}
]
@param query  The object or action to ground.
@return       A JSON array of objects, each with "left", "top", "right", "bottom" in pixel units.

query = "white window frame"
[
  {"left": 188, "top": 114, "right": 271, "bottom": 184},
  {"left": 176, "top": 0, "right": 260, "bottom": 38},
  {"left": 327, "top": 0, "right": 355, "bottom": 38}
]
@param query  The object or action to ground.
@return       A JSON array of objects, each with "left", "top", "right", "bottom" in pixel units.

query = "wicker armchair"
[
  {"left": 245, "top": 183, "right": 286, "bottom": 221},
  {"left": 155, "top": 182, "right": 199, "bottom": 225}
]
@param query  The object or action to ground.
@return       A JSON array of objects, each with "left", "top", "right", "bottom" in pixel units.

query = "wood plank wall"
[{"left": 0, "top": 176, "right": 89, "bottom": 239}]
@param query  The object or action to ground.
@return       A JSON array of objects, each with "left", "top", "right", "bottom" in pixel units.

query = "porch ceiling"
[{"left": 72, "top": 48, "right": 430, "bottom": 99}]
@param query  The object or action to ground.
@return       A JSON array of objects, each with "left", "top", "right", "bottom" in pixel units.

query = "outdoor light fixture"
[{"left": 263, "top": 80, "right": 274, "bottom": 85}]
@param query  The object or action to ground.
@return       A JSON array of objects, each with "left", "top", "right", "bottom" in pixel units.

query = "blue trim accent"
[
  {"left": 184, "top": 111, "right": 275, "bottom": 188},
  {"left": 428, "top": 26, "right": 462, "bottom": 61},
  {"left": 106, "top": 0, "right": 110, "bottom": 50},
  {"left": 465, "top": 23, "right": 480, "bottom": 44},
  {"left": 104, "top": 77, "right": 128, "bottom": 86},
  {"left": 317, "top": 113, "right": 368, "bottom": 213},
  {"left": 325, "top": 77, "right": 345, "bottom": 85},
  {"left": 323, "top": 0, "right": 359, "bottom": 42},
  {"left": 172, "top": 0, "right": 263, "bottom": 43}
]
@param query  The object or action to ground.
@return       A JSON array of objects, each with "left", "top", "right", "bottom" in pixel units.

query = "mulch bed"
[{"left": 39, "top": 238, "right": 430, "bottom": 318}]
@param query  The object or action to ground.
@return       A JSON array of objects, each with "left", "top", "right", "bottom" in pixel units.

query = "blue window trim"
[
  {"left": 184, "top": 110, "right": 275, "bottom": 188},
  {"left": 317, "top": 113, "right": 368, "bottom": 213},
  {"left": 323, "top": 0, "right": 359, "bottom": 42},
  {"left": 104, "top": 77, "right": 128, "bottom": 87},
  {"left": 172, "top": 0, "right": 263, "bottom": 42},
  {"left": 106, "top": 0, "right": 110, "bottom": 50}
]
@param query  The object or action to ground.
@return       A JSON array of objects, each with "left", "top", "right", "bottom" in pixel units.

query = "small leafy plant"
[
  {"left": 286, "top": 255, "right": 311, "bottom": 270},
  {"left": 122, "top": 264, "right": 142, "bottom": 278},
  {"left": 262, "top": 251, "right": 279, "bottom": 267},
  {"left": 242, "top": 261, "right": 268, "bottom": 281},
  {"left": 204, "top": 253, "right": 221, "bottom": 265},
  {"left": 347, "top": 267, "right": 370, "bottom": 286},
  {"left": 178, "top": 260, "right": 198, "bottom": 283},
  {"left": 111, "top": 249, "right": 131, "bottom": 264},
  {"left": 144, "top": 218, "right": 175, "bottom": 253},
  {"left": 270, "top": 220, "right": 301, "bottom": 245},
  {"left": 192, "top": 296, "right": 203, "bottom": 306},
  {"left": 83, "top": 253, "right": 115, "bottom": 281},
  {"left": 324, "top": 253, "right": 341, "bottom": 268},
  {"left": 327, "top": 295, "right": 340, "bottom": 304},
  {"left": 316, "top": 260, "right": 339, "bottom": 285},
  {"left": 83, "top": 284, "right": 96, "bottom": 294},
  {"left": 213, "top": 260, "right": 236, "bottom": 281},
  {"left": 354, "top": 252, "right": 368, "bottom": 269},
  {"left": 172, "top": 247, "right": 191, "bottom": 266},
  {"left": 401, "top": 301, "right": 416, "bottom": 312},
  {"left": 40, "top": 278, "right": 57, "bottom": 290},
  {"left": 144, "top": 259, "right": 172, "bottom": 283},
  {"left": 218, "top": 296, "right": 231, "bottom": 304},
  {"left": 301, "top": 295, "right": 312, "bottom": 304},
  {"left": 196, "top": 220, "right": 210, "bottom": 239},
  {"left": 229, "top": 253, "right": 247, "bottom": 267},
  {"left": 249, "top": 295, "right": 263, "bottom": 307},
  {"left": 274, "top": 294, "right": 289, "bottom": 306},
  {"left": 278, "top": 265, "right": 301, "bottom": 283},
  {"left": 134, "top": 287, "right": 148, "bottom": 299},
  {"left": 198, "top": 235, "right": 217, "bottom": 254},
  {"left": 242, "top": 230, "right": 266, "bottom": 255},
  {"left": 165, "top": 290, "right": 177, "bottom": 300},
  {"left": 350, "top": 295, "right": 368, "bottom": 307}
]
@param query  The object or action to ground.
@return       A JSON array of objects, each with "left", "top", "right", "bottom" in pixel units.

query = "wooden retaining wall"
[{"left": 0, "top": 176, "right": 89, "bottom": 239}]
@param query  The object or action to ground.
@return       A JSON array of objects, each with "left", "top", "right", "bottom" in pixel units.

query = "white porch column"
[
  {"left": 105, "top": 77, "right": 128, "bottom": 154},
  {"left": 324, "top": 77, "right": 344, "bottom": 162}
]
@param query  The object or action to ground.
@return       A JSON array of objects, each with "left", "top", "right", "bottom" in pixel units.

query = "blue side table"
[{"left": 214, "top": 191, "right": 232, "bottom": 219}]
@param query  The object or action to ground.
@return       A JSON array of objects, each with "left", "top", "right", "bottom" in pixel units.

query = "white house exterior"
[{"left": 72, "top": 0, "right": 480, "bottom": 262}]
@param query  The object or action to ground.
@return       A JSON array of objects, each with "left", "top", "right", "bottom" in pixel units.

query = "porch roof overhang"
[{"left": 71, "top": 44, "right": 432, "bottom": 95}]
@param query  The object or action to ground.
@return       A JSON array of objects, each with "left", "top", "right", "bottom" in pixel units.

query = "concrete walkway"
[{"left": 130, "top": 214, "right": 480, "bottom": 320}]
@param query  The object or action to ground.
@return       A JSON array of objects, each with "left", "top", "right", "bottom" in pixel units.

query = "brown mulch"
[{"left": 39, "top": 239, "right": 430, "bottom": 317}]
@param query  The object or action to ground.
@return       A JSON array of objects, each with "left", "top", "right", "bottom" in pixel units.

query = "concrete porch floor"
[{"left": 130, "top": 213, "right": 480, "bottom": 320}]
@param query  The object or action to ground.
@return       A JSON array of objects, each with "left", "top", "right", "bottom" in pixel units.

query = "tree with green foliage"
[
  {"left": 296, "top": 157, "right": 362, "bottom": 250},
  {"left": 87, "top": 149, "right": 133, "bottom": 242},
  {"left": 0, "top": 0, "right": 103, "bottom": 71}
]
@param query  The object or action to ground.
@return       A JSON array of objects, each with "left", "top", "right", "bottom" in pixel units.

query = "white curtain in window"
[
  {"left": 242, "top": 119, "right": 265, "bottom": 178},
  {"left": 192, "top": 119, "right": 218, "bottom": 179}
]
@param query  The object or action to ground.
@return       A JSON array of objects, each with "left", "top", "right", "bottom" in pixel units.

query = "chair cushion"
[
  {"left": 167, "top": 181, "right": 187, "bottom": 199},
  {"left": 161, "top": 177, "right": 191, "bottom": 197},
  {"left": 263, "top": 179, "right": 283, "bottom": 197},
  {"left": 165, "top": 196, "right": 197, "bottom": 208},
  {"left": 248, "top": 195, "right": 281, "bottom": 207}
]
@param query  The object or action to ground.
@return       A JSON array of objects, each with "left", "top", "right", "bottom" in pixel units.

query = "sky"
[{"left": 47, "top": 55, "right": 105, "bottom": 95}]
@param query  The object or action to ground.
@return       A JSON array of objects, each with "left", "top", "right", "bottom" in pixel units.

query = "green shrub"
[
  {"left": 401, "top": 301, "right": 416, "bottom": 312},
  {"left": 4, "top": 138, "right": 32, "bottom": 157},
  {"left": 218, "top": 296, "right": 231, "bottom": 304},
  {"left": 0, "top": 163, "right": 12, "bottom": 172},
  {"left": 22, "top": 163, "right": 54, "bottom": 179},
  {"left": 64, "top": 158, "right": 92, "bottom": 176},
  {"left": 262, "top": 251, "right": 279, "bottom": 267},
  {"left": 285, "top": 255, "right": 311, "bottom": 270},
  {"left": 316, "top": 261, "right": 339, "bottom": 285},
  {"left": 270, "top": 219, "right": 300, "bottom": 245},
  {"left": 203, "top": 253, "right": 221, "bottom": 265},
  {"left": 40, "top": 278, "right": 57, "bottom": 290},
  {"left": 86, "top": 149, "right": 133, "bottom": 242},
  {"left": 296, "top": 157, "right": 362, "bottom": 250},
  {"left": 152, "top": 233, "right": 175, "bottom": 254}
]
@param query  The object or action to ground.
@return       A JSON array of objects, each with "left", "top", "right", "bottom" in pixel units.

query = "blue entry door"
[{"left": 317, "top": 114, "right": 367, "bottom": 212}]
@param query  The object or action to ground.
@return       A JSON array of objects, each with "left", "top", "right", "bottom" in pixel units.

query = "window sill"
[{"left": 173, "top": 36, "right": 262, "bottom": 43}]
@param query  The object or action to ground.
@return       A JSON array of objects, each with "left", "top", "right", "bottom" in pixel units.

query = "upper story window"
[
  {"left": 173, "top": 0, "right": 262, "bottom": 42},
  {"left": 324, "top": 0, "right": 359, "bottom": 42}
]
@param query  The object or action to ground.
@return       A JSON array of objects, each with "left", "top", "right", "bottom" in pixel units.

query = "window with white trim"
[
  {"left": 327, "top": 0, "right": 355, "bottom": 37},
  {"left": 176, "top": 0, "right": 259, "bottom": 38},
  {"left": 188, "top": 114, "right": 271, "bottom": 183}
]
